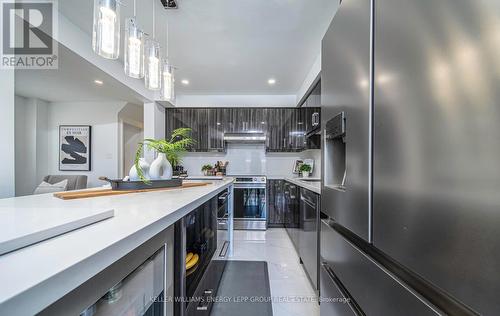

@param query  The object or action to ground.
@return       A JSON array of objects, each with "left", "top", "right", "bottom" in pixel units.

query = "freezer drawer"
[
  {"left": 320, "top": 264, "right": 359, "bottom": 316},
  {"left": 321, "top": 220, "right": 437, "bottom": 315}
]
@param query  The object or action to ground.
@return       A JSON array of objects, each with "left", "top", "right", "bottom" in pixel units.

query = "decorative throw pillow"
[{"left": 33, "top": 179, "right": 68, "bottom": 195}]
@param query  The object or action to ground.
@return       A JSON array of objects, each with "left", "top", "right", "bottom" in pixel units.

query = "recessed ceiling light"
[
  {"left": 181, "top": 79, "right": 189, "bottom": 85},
  {"left": 268, "top": 78, "right": 276, "bottom": 85},
  {"left": 94, "top": 79, "right": 104, "bottom": 85}
]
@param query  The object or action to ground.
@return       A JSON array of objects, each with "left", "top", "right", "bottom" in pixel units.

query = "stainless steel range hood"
[{"left": 223, "top": 132, "right": 266, "bottom": 143}]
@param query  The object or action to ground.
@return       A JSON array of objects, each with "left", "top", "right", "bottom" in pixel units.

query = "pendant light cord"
[
  {"left": 152, "top": 0, "right": 156, "bottom": 39},
  {"left": 166, "top": 19, "right": 169, "bottom": 59},
  {"left": 133, "top": 0, "right": 136, "bottom": 17}
]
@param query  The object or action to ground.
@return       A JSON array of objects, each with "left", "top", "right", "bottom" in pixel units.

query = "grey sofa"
[{"left": 43, "top": 175, "right": 88, "bottom": 191}]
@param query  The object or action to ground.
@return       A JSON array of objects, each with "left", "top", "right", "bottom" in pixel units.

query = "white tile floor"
[{"left": 228, "top": 228, "right": 320, "bottom": 316}]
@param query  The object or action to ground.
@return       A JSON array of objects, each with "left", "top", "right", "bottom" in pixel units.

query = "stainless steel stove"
[{"left": 231, "top": 176, "right": 267, "bottom": 230}]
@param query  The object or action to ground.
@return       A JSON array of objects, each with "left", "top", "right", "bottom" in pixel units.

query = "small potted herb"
[
  {"left": 299, "top": 164, "right": 312, "bottom": 178},
  {"left": 201, "top": 164, "right": 213, "bottom": 176}
]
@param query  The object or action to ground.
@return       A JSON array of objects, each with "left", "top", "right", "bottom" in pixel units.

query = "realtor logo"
[{"left": 1, "top": 0, "right": 58, "bottom": 69}]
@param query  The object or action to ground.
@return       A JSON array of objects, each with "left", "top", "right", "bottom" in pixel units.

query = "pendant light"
[
  {"left": 161, "top": 62, "right": 175, "bottom": 102},
  {"left": 92, "top": 0, "right": 120, "bottom": 59},
  {"left": 161, "top": 20, "right": 175, "bottom": 102},
  {"left": 124, "top": 0, "right": 144, "bottom": 78},
  {"left": 145, "top": 0, "right": 161, "bottom": 91}
]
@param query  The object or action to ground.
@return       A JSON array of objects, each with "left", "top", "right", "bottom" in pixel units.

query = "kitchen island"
[{"left": 0, "top": 178, "right": 234, "bottom": 315}]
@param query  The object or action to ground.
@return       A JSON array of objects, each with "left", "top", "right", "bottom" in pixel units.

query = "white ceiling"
[
  {"left": 58, "top": 0, "right": 337, "bottom": 95},
  {"left": 15, "top": 43, "right": 147, "bottom": 103}
]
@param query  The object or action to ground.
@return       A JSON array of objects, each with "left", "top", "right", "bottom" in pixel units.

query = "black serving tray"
[{"left": 99, "top": 177, "right": 183, "bottom": 191}]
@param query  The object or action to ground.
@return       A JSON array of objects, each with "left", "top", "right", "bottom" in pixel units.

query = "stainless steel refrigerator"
[{"left": 320, "top": 0, "right": 500, "bottom": 314}]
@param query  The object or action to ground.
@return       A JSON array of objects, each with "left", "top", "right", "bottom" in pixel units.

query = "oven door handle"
[
  {"left": 218, "top": 192, "right": 230, "bottom": 205},
  {"left": 234, "top": 184, "right": 267, "bottom": 189},
  {"left": 219, "top": 192, "right": 229, "bottom": 200}
]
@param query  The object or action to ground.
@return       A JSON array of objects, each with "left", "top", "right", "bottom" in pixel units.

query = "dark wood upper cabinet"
[
  {"left": 303, "top": 82, "right": 322, "bottom": 135},
  {"left": 265, "top": 108, "right": 284, "bottom": 152},
  {"left": 221, "top": 108, "right": 237, "bottom": 133},
  {"left": 165, "top": 108, "right": 210, "bottom": 152},
  {"left": 222, "top": 108, "right": 266, "bottom": 133},
  {"left": 208, "top": 109, "right": 225, "bottom": 151},
  {"left": 249, "top": 108, "right": 266, "bottom": 133},
  {"left": 289, "top": 108, "right": 307, "bottom": 150},
  {"left": 166, "top": 107, "right": 319, "bottom": 152},
  {"left": 266, "top": 108, "right": 307, "bottom": 152}
]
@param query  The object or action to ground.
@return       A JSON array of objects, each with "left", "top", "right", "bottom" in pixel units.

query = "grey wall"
[
  {"left": 14, "top": 96, "right": 49, "bottom": 196},
  {"left": 0, "top": 70, "right": 15, "bottom": 198}
]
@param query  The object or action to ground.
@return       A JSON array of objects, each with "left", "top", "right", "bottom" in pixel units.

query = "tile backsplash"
[{"left": 180, "top": 143, "right": 321, "bottom": 178}]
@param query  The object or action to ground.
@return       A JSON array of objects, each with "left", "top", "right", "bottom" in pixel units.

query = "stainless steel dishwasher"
[{"left": 299, "top": 188, "right": 320, "bottom": 293}]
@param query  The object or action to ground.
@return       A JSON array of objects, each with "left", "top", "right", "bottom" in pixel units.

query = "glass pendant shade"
[
  {"left": 92, "top": 0, "right": 120, "bottom": 59},
  {"left": 124, "top": 18, "right": 144, "bottom": 78},
  {"left": 161, "top": 61, "right": 175, "bottom": 102},
  {"left": 145, "top": 39, "right": 162, "bottom": 91}
]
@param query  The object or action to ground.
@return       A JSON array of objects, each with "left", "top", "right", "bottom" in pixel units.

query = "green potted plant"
[
  {"left": 201, "top": 164, "right": 213, "bottom": 176},
  {"left": 134, "top": 128, "right": 195, "bottom": 183},
  {"left": 299, "top": 163, "right": 312, "bottom": 178}
]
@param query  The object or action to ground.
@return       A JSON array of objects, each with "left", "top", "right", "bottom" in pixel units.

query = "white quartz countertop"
[
  {"left": 284, "top": 177, "right": 321, "bottom": 194},
  {"left": 186, "top": 176, "right": 225, "bottom": 180},
  {"left": 0, "top": 178, "right": 234, "bottom": 315}
]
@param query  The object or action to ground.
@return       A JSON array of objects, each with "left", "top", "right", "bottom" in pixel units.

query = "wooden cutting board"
[{"left": 54, "top": 182, "right": 211, "bottom": 200}]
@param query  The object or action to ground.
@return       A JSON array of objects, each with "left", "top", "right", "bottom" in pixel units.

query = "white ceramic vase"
[
  {"left": 149, "top": 153, "right": 173, "bottom": 180},
  {"left": 302, "top": 171, "right": 310, "bottom": 178},
  {"left": 129, "top": 158, "right": 150, "bottom": 181}
]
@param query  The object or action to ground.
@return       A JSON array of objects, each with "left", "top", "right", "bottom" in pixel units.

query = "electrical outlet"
[{"left": 160, "top": 0, "right": 178, "bottom": 9}]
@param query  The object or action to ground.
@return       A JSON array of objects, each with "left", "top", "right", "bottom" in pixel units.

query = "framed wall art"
[
  {"left": 59, "top": 125, "right": 92, "bottom": 171},
  {"left": 292, "top": 159, "right": 304, "bottom": 174}
]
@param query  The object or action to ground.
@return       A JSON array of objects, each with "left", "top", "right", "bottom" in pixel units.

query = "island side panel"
[{"left": 38, "top": 225, "right": 175, "bottom": 316}]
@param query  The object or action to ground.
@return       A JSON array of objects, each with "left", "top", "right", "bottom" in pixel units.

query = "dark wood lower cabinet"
[
  {"left": 267, "top": 179, "right": 302, "bottom": 230},
  {"left": 267, "top": 180, "right": 285, "bottom": 227}
]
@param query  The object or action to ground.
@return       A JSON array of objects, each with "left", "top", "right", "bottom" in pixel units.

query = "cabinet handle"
[
  {"left": 196, "top": 289, "right": 214, "bottom": 310},
  {"left": 300, "top": 195, "right": 316, "bottom": 208},
  {"left": 162, "top": 243, "right": 168, "bottom": 315},
  {"left": 312, "top": 112, "right": 320, "bottom": 127},
  {"left": 322, "top": 263, "right": 365, "bottom": 315}
]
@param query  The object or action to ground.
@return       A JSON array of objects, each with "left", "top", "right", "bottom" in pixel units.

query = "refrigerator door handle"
[
  {"left": 321, "top": 262, "right": 365, "bottom": 316},
  {"left": 312, "top": 112, "right": 320, "bottom": 127},
  {"left": 341, "top": 167, "right": 347, "bottom": 187}
]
